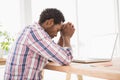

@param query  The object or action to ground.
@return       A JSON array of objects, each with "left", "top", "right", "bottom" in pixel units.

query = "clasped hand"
[{"left": 60, "top": 22, "right": 75, "bottom": 38}]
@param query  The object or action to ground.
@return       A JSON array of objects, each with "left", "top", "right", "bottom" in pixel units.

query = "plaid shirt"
[{"left": 4, "top": 23, "right": 73, "bottom": 80}]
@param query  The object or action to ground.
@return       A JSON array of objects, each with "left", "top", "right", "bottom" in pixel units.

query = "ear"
[
  {"left": 47, "top": 19, "right": 54, "bottom": 26},
  {"left": 42, "top": 19, "right": 54, "bottom": 29}
]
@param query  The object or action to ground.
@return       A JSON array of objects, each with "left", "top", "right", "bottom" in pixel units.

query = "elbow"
[{"left": 61, "top": 57, "right": 73, "bottom": 66}]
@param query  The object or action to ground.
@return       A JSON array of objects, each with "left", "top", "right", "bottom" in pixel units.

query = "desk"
[
  {"left": 45, "top": 58, "right": 120, "bottom": 80},
  {"left": 1, "top": 58, "right": 120, "bottom": 80},
  {"left": 0, "top": 58, "right": 6, "bottom": 65}
]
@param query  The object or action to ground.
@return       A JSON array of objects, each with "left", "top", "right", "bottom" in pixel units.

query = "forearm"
[
  {"left": 58, "top": 36, "right": 63, "bottom": 47},
  {"left": 63, "top": 36, "right": 71, "bottom": 48}
]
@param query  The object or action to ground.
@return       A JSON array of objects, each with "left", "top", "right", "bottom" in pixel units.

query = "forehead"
[
  {"left": 54, "top": 24, "right": 62, "bottom": 31},
  {"left": 54, "top": 22, "right": 63, "bottom": 30}
]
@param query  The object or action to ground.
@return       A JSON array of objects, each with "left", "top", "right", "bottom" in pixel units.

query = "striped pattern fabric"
[{"left": 4, "top": 23, "right": 73, "bottom": 80}]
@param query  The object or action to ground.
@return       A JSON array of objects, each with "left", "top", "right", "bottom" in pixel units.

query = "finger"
[
  {"left": 67, "top": 22, "right": 72, "bottom": 26},
  {"left": 72, "top": 24, "right": 74, "bottom": 27},
  {"left": 61, "top": 24, "right": 65, "bottom": 30}
]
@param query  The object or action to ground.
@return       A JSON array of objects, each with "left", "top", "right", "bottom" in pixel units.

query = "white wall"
[
  {"left": 77, "top": 0, "right": 119, "bottom": 58},
  {"left": 19, "top": 0, "right": 32, "bottom": 28},
  {"left": 0, "top": 0, "right": 21, "bottom": 34}
]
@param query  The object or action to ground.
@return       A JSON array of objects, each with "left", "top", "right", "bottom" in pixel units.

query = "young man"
[{"left": 4, "top": 8, "right": 75, "bottom": 80}]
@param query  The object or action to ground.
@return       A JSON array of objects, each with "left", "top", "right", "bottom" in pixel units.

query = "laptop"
[{"left": 72, "top": 33, "right": 118, "bottom": 63}]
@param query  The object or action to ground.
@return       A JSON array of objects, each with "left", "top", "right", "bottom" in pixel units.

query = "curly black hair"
[{"left": 39, "top": 8, "right": 65, "bottom": 25}]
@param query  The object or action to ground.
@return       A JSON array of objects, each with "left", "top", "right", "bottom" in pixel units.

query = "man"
[{"left": 4, "top": 8, "right": 75, "bottom": 80}]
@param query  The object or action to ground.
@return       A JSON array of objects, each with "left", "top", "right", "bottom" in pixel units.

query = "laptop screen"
[{"left": 75, "top": 33, "right": 118, "bottom": 60}]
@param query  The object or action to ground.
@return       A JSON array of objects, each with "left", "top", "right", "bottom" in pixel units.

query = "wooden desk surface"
[
  {"left": 0, "top": 58, "right": 6, "bottom": 65},
  {"left": 1, "top": 57, "right": 120, "bottom": 80},
  {"left": 45, "top": 58, "right": 120, "bottom": 80}
]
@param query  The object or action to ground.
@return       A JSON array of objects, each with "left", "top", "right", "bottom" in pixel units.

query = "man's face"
[{"left": 45, "top": 24, "right": 62, "bottom": 38}]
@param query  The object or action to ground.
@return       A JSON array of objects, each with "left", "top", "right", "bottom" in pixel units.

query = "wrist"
[
  {"left": 62, "top": 36, "right": 70, "bottom": 40},
  {"left": 63, "top": 36, "right": 71, "bottom": 47}
]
